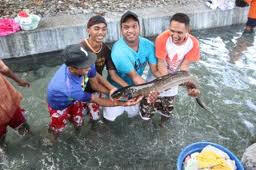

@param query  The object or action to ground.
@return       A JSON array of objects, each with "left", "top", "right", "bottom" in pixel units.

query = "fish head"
[
  {"left": 111, "top": 88, "right": 125, "bottom": 99},
  {"left": 111, "top": 86, "right": 136, "bottom": 100}
]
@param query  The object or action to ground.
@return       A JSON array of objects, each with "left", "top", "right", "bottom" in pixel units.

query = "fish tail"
[{"left": 195, "top": 97, "right": 212, "bottom": 113}]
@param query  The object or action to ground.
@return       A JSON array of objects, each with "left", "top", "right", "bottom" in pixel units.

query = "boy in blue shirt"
[
  {"left": 47, "top": 44, "right": 142, "bottom": 139},
  {"left": 104, "top": 11, "right": 160, "bottom": 121}
]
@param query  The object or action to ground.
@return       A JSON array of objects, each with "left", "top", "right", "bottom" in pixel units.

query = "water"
[{"left": 1, "top": 25, "right": 256, "bottom": 170}]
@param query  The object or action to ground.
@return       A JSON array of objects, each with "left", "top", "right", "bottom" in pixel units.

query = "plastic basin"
[{"left": 176, "top": 141, "right": 244, "bottom": 170}]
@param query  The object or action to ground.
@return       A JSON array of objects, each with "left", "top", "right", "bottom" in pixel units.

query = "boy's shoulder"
[{"left": 139, "top": 36, "right": 154, "bottom": 47}]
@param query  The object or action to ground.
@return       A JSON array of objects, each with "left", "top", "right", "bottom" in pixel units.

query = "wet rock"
[{"left": 242, "top": 143, "right": 256, "bottom": 170}]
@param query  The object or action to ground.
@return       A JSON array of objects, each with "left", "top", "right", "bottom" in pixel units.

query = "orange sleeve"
[
  {"left": 248, "top": 0, "right": 256, "bottom": 19},
  {"left": 155, "top": 31, "right": 171, "bottom": 60},
  {"left": 184, "top": 35, "right": 200, "bottom": 62}
]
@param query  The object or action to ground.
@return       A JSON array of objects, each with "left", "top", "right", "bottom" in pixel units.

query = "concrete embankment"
[{"left": 0, "top": 4, "right": 248, "bottom": 59}]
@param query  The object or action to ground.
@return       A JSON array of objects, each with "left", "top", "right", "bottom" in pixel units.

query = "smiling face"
[
  {"left": 169, "top": 20, "right": 189, "bottom": 45},
  {"left": 87, "top": 23, "right": 107, "bottom": 43},
  {"left": 121, "top": 18, "right": 140, "bottom": 44}
]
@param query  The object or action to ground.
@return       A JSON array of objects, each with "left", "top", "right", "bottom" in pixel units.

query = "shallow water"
[{"left": 1, "top": 25, "right": 256, "bottom": 170}]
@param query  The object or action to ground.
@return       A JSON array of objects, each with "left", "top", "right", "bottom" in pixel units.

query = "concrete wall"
[{"left": 0, "top": 5, "right": 249, "bottom": 59}]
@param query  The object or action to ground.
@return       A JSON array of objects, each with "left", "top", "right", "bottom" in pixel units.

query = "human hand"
[
  {"left": 109, "top": 87, "right": 118, "bottom": 100},
  {"left": 184, "top": 80, "right": 196, "bottom": 89},
  {"left": 187, "top": 88, "right": 200, "bottom": 97},
  {"left": 146, "top": 91, "right": 159, "bottom": 104},
  {"left": 123, "top": 96, "right": 144, "bottom": 106},
  {"left": 18, "top": 79, "right": 30, "bottom": 87}
]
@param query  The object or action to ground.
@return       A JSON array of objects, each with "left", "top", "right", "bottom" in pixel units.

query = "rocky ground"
[{"left": 1, "top": 0, "right": 204, "bottom": 18}]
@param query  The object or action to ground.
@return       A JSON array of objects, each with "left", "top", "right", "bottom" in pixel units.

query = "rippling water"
[{"left": 1, "top": 25, "right": 256, "bottom": 170}]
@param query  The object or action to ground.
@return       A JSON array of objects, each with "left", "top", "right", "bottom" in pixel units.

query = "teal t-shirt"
[{"left": 110, "top": 36, "right": 157, "bottom": 88}]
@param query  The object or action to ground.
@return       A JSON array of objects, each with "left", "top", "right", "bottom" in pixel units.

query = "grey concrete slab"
[{"left": 0, "top": 5, "right": 249, "bottom": 59}]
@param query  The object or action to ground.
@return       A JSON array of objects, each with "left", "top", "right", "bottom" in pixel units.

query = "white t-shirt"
[{"left": 159, "top": 36, "right": 193, "bottom": 97}]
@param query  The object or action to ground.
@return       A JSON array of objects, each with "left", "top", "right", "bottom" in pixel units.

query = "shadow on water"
[
  {"left": 3, "top": 50, "right": 63, "bottom": 72},
  {"left": 229, "top": 32, "right": 255, "bottom": 64},
  {"left": 1, "top": 24, "right": 256, "bottom": 169}
]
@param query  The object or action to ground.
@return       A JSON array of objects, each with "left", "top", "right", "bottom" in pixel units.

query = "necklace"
[{"left": 85, "top": 39, "right": 102, "bottom": 54}]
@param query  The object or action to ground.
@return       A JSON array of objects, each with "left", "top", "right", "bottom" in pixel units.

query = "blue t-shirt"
[
  {"left": 47, "top": 64, "right": 96, "bottom": 110},
  {"left": 110, "top": 36, "right": 157, "bottom": 88}
]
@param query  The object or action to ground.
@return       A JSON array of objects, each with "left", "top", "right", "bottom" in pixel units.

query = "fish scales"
[
  {"left": 118, "top": 71, "right": 195, "bottom": 99},
  {"left": 111, "top": 71, "right": 210, "bottom": 112}
]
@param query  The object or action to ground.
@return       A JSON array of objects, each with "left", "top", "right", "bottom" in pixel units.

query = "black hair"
[{"left": 170, "top": 13, "right": 190, "bottom": 27}]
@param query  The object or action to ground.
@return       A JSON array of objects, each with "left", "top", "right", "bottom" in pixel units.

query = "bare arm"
[
  {"left": 149, "top": 63, "right": 162, "bottom": 78},
  {"left": 0, "top": 60, "right": 30, "bottom": 87},
  {"left": 108, "top": 69, "right": 128, "bottom": 87},
  {"left": 95, "top": 72, "right": 116, "bottom": 91},
  {"left": 179, "top": 59, "right": 200, "bottom": 97},
  {"left": 127, "top": 70, "right": 145, "bottom": 85},
  {"left": 157, "top": 58, "right": 168, "bottom": 76},
  {"left": 179, "top": 58, "right": 191, "bottom": 72},
  {"left": 89, "top": 75, "right": 110, "bottom": 94}
]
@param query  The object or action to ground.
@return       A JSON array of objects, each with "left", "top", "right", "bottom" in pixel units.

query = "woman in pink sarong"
[{"left": 0, "top": 59, "right": 30, "bottom": 146}]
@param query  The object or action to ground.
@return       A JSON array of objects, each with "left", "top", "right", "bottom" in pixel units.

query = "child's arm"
[{"left": 0, "top": 60, "right": 30, "bottom": 87}]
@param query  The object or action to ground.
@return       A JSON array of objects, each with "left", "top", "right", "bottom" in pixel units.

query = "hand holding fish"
[
  {"left": 187, "top": 88, "right": 200, "bottom": 97},
  {"left": 122, "top": 95, "right": 144, "bottom": 106},
  {"left": 17, "top": 79, "right": 30, "bottom": 88},
  {"left": 184, "top": 80, "right": 200, "bottom": 97},
  {"left": 111, "top": 71, "right": 210, "bottom": 112},
  {"left": 183, "top": 80, "right": 197, "bottom": 89},
  {"left": 109, "top": 87, "right": 118, "bottom": 100},
  {"left": 146, "top": 91, "right": 160, "bottom": 104}
]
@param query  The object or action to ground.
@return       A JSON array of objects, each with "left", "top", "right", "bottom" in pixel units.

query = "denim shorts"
[{"left": 246, "top": 18, "right": 256, "bottom": 27}]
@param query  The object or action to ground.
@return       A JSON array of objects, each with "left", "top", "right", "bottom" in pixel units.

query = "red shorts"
[
  {"left": 85, "top": 92, "right": 101, "bottom": 120},
  {"left": 0, "top": 107, "right": 26, "bottom": 138},
  {"left": 86, "top": 102, "right": 101, "bottom": 120},
  {"left": 48, "top": 101, "right": 84, "bottom": 134}
]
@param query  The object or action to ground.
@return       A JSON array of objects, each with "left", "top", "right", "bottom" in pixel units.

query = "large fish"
[{"left": 111, "top": 71, "right": 210, "bottom": 112}]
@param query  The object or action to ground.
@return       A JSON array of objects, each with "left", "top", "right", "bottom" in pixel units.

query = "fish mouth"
[
  {"left": 111, "top": 85, "right": 134, "bottom": 99},
  {"left": 111, "top": 90, "right": 122, "bottom": 99}
]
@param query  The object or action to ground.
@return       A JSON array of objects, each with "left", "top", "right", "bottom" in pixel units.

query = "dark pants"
[{"left": 246, "top": 18, "right": 256, "bottom": 27}]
